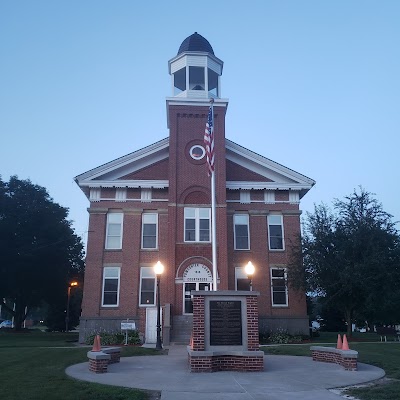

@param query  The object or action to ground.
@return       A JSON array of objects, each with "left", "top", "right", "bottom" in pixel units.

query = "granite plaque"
[{"left": 209, "top": 300, "right": 242, "bottom": 346}]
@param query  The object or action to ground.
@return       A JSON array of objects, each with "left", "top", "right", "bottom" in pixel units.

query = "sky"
[{"left": 1, "top": 1, "right": 399, "bottom": 246}]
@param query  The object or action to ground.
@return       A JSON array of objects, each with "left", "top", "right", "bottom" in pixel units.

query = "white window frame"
[
  {"left": 141, "top": 213, "right": 158, "bottom": 249},
  {"left": 235, "top": 267, "right": 250, "bottom": 291},
  {"left": 141, "top": 188, "right": 152, "bottom": 203},
  {"left": 102, "top": 266, "right": 121, "bottom": 307},
  {"left": 105, "top": 212, "right": 123, "bottom": 249},
  {"left": 115, "top": 188, "right": 127, "bottom": 202},
  {"left": 184, "top": 207, "right": 211, "bottom": 243},
  {"left": 270, "top": 267, "right": 288, "bottom": 307},
  {"left": 89, "top": 188, "right": 101, "bottom": 202},
  {"left": 233, "top": 214, "right": 250, "bottom": 250},
  {"left": 264, "top": 190, "right": 275, "bottom": 204},
  {"left": 139, "top": 267, "right": 156, "bottom": 306},
  {"left": 240, "top": 190, "right": 251, "bottom": 204},
  {"left": 267, "top": 214, "right": 285, "bottom": 250}
]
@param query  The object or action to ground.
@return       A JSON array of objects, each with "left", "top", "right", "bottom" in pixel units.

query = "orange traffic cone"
[
  {"left": 342, "top": 334, "right": 350, "bottom": 350},
  {"left": 92, "top": 334, "right": 101, "bottom": 352},
  {"left": 336, "top": 334, "right": 342, "bottom": 349}
]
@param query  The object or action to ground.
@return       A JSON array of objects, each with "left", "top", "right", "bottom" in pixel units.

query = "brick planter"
[
  {"left": 87, "top": 347, "right": 122, "bottom": 373},
  {"left": 310, "top": 346, "right": 358, "bottom": 371}
]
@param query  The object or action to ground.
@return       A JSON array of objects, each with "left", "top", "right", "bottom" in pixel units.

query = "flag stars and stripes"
[{"left": 204, "top": 105, "right": 215, "bottom": 174}]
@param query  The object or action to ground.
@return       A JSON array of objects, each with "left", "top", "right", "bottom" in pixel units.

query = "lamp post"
[
  {"left": 154, "top": 261, "right": 164, "bottom": 350},
  {"left": 65, "top": 281, "right": 78, "bottom": 332},
  {"left": 245, "top": 261, "right": 255, "bottom": 291}
]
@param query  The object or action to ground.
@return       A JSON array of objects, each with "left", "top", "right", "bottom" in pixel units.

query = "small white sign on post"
[
  {"left": 121, "top": 322, "right": 136, "bottom": 330},
  {"left": 121, "top": 320, "right": 136, "bottom": 345}
]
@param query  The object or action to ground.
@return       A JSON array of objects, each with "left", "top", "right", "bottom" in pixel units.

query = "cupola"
[{"left": 168, "top": 32, "right": 223, "bottom": 99}]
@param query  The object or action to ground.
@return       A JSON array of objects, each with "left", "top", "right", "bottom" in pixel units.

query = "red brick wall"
[{"left": 80, "top": 99, "right": 308, "bottom": 339}]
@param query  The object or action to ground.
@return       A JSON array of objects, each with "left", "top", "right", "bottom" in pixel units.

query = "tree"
[
  {"left": 289, "top": 188, "right": 400, "bottom": 336},
  {"left": 0, "top": 176, "right": 85, "bottom": 330}
]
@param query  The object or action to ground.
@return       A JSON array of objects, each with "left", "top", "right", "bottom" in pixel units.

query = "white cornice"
[
  {"left": 82, "top": 180, "right": 169, "bottom": 189},
  {"left": 166, "top": 97, "right": 229, "bottom": 107},
  {"left": 226, "top": 182, "right": 313, "bottom": 191},
  {"left": 168, "top": 51, "right": 224, "bottom": 74}
]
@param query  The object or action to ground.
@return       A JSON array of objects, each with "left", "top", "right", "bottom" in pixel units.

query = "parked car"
[{"left": 0, "top": 320, "right": 13, "bottom": 328}]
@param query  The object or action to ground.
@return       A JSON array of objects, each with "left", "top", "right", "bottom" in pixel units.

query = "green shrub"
[
  {"left": 85, "top": 330, "right": 141, "bottom": 346},
  {"left": 259, "top": 328, "right": 305, "bottom": 344}
]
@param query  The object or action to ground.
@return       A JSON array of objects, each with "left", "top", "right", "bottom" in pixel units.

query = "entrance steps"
[{"left": 170, "top": 315, "right": 193, "bottom": 344}]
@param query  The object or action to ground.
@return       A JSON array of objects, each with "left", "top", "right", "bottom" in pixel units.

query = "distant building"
[{"left": 75, "top": 32, "right": 315, "bottom": 344}]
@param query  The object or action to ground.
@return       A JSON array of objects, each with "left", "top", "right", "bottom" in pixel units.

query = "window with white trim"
[
  {"left": 116, "top": 188, "right": 127, "bottom": 202},
  {"left": 240, "top": 190, "right": 251, "bottom": 204},
  {"left": 102, "top": 267, "right": 120, "bottom": 307},
  {"left": 141, "top": 213, "right": 158, "bottom": 249},
  {"left": 141, "top": 188, "right": 152, "bottom": 203},
  {"left": 105, "top": 213, "right": 123, "bottom": 249},
  {"left": 184, "top": 208, "right": 210, "bottom": 242},
  {"left": 235, "top": 267, "right": 250, "bottom": 291},
  {"left": 267, "top": 214, "right": 284, "bottom": 250},
  {"left": 139, "top": 267, "right": 156, "bottom": 306},
  {"left": 234, "top": 214, "right": 250, "bottom": 250},
  {"left": 271, "top": 268, "right": 288, "bottom": 306}
]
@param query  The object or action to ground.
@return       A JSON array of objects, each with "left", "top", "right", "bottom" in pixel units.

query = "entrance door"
[
  {"left": 184, "top": 282, "right": 211, "bottom": 314},
  {"left": 145, "top": 307, "right": 162, "bottom": 344}
]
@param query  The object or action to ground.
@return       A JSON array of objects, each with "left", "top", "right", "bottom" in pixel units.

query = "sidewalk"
[{"left": 66, "top": 344, "right": 385, "bottom": 400}]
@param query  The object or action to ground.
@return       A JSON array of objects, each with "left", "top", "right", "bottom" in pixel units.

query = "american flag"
[{"left": 204, "top": 105, "right": 215, "bottom": 174}]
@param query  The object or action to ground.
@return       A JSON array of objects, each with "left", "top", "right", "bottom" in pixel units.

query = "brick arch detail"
[
  {"left": 176, "top": 256, "right": 214, "bottom": 279},
  {"left": 179, "top": 185, "right": 210, "bottom": 205}
]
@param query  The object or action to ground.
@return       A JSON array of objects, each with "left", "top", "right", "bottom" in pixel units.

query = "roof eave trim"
[
  {"left": 74, "top": 138, "right": 169, "bottom": 183},
  {"left": 225, "top": 139, "right": 316, "bottom": 186},
  {"left": 78, "top": 180, "right": 169, "bottom": 189}
]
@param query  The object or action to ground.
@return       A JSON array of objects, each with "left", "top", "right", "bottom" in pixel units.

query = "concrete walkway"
[{"left": 66, "top": 345, "right": 385, "bottom": 400}]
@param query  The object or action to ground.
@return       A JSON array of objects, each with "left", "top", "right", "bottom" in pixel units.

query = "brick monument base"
[{"left": 188, "top": 291, "right": 264, "bottom": 372}]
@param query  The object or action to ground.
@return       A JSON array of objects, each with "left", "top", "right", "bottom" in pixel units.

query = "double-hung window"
[
  {"left": 105, "top": 212, "right": 123, "bottom": 249},
  {"left": 234, "top": 214, "right": 250, "bottom": 250},
  {"left": 267, "top": 214, "right": 284, "bottom": 250},
  {"left": 184, "top": 208, "right": 210, "bottom": 242},
  {"left": 271, "top": 268, "right": 288, "bottom": 306},
  {"left": 139, "top": 267, "right": 156, "bottom": 306},
  {"left": 102, "top": 267, "right": 120, "bottom": 307},
  {"left": 142, "top": 213, "right": 158, "bottom": 249}
]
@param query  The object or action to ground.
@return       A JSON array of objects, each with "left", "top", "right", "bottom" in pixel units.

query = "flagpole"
[
  {"left": 204, "top": 99, "right": 218, "bottom": 291},
  {"left": 211, "top": 167, "right": 217, "bottom": 291},
  {"left": 209, "top": 100, "right": 218, "bottom": 291}
]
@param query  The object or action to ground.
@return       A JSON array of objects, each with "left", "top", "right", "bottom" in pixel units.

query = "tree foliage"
[
  {"left": 0, "top": 176, "right": 85, "bottom": 330},
  {"left": 289, "top": 188, "right": 400, "bottom": 336}
]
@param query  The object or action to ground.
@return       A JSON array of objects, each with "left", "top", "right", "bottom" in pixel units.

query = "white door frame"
[{"left": 145, "top": 307, "right": 162, "bottom": 344}]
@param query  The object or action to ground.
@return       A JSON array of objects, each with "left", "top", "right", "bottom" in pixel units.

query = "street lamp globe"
[
  {"left": 245, "top": 261, "right": 255, "bottom": 291},
  {"left": 154, "top": 261, "right": 165, "bottom": 276}
]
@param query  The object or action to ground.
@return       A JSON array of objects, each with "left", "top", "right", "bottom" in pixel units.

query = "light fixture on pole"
[
  {"left": 245, "top": 261, "right": 255, "bottom": 291},
  {"left": 66, "top": 281, "right": 78, "bottom": 332},
  {"left": 153, "top": 261, "right": 164, "bottom": 350}
]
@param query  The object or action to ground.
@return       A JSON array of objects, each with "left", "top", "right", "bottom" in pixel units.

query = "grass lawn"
[
  {"left": 262, "top": 333, "right": 400, "bottom": 400},
  {"left": 0, "top": 330, "right": 162, "bottom": 400}
]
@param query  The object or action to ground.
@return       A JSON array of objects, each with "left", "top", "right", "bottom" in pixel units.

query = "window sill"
[
  {"left": 268, "top": 249, "right": 285, "bottom": 252},
  {"left": 182, "top": 241, "right": 211, "bottom": 245},
  {"left": 271, "top": 304, "right": 289, "bottom": 308},
  {"left": 140, "top": 248, "right": 159, "bottom": 251},
  {"left": 104, "top": 248, "right": 123, "bottom": 252},
  {"left": 139, "top": 304, "right": 156, "bottom": 308}
]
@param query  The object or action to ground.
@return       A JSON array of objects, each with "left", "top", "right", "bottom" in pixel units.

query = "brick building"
[{"left": 75, "top": 33, "right": 315, "bottom": 344}]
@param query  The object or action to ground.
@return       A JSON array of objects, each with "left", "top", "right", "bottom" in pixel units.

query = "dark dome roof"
[{"left": 178, "top": 32, "right": 214, "bottom": 55}]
